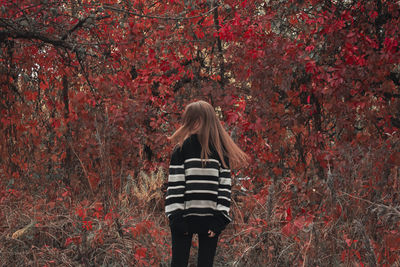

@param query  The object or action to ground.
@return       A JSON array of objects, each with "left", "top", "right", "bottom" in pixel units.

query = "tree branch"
[{"left": 102, "top": 3, "right": 220, "bottom": 20}]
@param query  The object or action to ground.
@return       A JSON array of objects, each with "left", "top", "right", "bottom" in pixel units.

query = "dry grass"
[
  {"left": 1, "top": 162, "right": 399, "bottom": 266},
  {"left": 0, "top": 168, "right": 171, "bottom": 266}
]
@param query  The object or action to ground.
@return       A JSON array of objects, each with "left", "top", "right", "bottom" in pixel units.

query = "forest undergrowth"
[{"left": 1, "top": 154, "right": 399, "bottom": 267}]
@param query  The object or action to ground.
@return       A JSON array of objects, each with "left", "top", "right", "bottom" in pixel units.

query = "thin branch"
[
  {"left": 339, "top": 191, "right": 400, "bottom": 217},
  {"left": 61, "top": 16, "right": 90, "bottom": 41},
  {"left": 102, "top": 3, "right": 220, "bottom": 20},
  {"left": 68, "top": 139, "right": 94, "bottom": 196},
  {"left": 75, "top": 50, "right": 98, "bottom": 99},
  {"left": 61, "top": 14, "right": 111, "bottom": 40}
]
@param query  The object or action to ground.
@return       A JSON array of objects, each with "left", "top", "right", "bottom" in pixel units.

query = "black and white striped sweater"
[{"left": 165, "top": 133, "right": 232, "bottom": 234}]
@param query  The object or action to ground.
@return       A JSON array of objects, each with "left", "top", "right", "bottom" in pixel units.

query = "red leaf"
[
  {"left": 305, "top": 45, "right": 315, "bottom": 52},
  {"left": 24, "top": 91, "right": 38, "bottom": 101},
  {"left": 369, "top": 11, "right": 378, "bottom": 19},
  {"left": 51, "top": 118, "right": 61, "bottom": 129},
  {"left": 195, "top": 28, "right": 205, "bottom": 39},
  {"left": 40, "top": 81, "right": 48, "bottom": 90},
  {"left": 286, "top": 207, "right": 292, "bottom": 222},
  {"left": 305, "top": 61, "right": 317, "bottom": 74}
]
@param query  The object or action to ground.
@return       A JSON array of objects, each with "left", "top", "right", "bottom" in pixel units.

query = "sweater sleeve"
[
  {"left": 165, "top": 145, "right": 186, "bottom": 221},
  {"left": 209, "top": 158, "right": 232, "bottom": 233}
]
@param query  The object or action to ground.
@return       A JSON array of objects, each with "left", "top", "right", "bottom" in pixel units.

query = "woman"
[{"left": 165, "top": 100, "right": 249, "bottom": 267}]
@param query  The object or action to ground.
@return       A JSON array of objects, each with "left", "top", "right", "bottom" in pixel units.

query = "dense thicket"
[{"left": 1, "top": 0, "right": 399, "bottom": 265}]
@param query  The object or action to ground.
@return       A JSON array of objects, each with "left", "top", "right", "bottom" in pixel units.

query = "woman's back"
[
  {"left": 165, "top": 133, "right": 232, "bottom": 234},
  {"left": 164, "top": 100, "right": 249, "bottom": 266}
]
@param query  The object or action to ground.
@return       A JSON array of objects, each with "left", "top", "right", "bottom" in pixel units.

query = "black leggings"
[{"left": 170, "top": 231, "right": 219, "bottom": 267}]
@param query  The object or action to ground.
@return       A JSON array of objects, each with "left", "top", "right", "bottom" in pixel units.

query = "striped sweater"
[{"left": 165, "top": 133, "right": 232, "bottom": 234}]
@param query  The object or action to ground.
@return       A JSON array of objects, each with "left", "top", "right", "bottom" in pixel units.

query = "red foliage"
[{"left": 1, "top": 0, "right": 400, "bottom": 265}]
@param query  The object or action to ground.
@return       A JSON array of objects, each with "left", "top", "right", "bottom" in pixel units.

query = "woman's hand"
[{"left": 208, "top": 229, "right": 215, "bottom": 237}]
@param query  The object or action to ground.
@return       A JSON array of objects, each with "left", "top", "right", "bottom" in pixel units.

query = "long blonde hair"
[{"left": 169, "top": 100, "right": 250, "bottom": 169}]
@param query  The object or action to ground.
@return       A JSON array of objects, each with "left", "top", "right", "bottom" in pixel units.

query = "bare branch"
[{"left": 102, "top": 3, "right": 220, "bottom": 20}]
